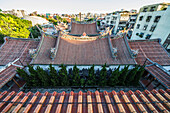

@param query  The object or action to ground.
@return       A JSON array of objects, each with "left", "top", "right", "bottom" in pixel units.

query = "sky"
[{"left": 0, "top": 0, "right": 169, "bottom": 14}]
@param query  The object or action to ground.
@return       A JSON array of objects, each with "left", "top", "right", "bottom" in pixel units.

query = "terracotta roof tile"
[
  {"left": 0, "top": 38, "right": 39, "bottom": 66},
  {"left": 145, "top": 65, "right": 170, "bottom": 88},
  {"left": 1, "top": 90, "right": 169, "bottom": 113},
  {"left": 32, "top": 36, "right": 56, "bottom": 64},
  {"left": 128, "top": 40, "right": 170, "bottom": 66},
  {"left": 70, "top": 22, "right": 98, "bottom": 35},
  {"left": 0, "top": 65, "right": 19, "bottom": 88},
  {"left": 33, "top": 36, "right": 135, "bottom": 65}
]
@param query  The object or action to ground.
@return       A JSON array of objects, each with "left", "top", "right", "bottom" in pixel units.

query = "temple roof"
[
  {"left": 128, "top": 39, "right": 170, "bottom": 66},
  {"left": 32, "top": 36, "right": 136, "bottom": 65},
  {"left": 0, "top": 37, "right": 39, "bottom": 66},
  {"left": 144, "top": 59, "right": 170, "bottom": 89},
  {"left": 0, "top": 89, "right": 169, "bottom": 113},
  {"left": 0, "top": 61, "right": 21, "bottom": 88},
  {"left": 69, "top": 22, "right": 99, "bottom": 35}
]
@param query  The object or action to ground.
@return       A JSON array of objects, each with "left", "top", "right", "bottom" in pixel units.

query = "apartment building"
[
  {"left": 101, "top": 10, "right": 136, "bottom": 34},
  {"left": 131, "top": 3, "right": 170, "bottom": 49}
]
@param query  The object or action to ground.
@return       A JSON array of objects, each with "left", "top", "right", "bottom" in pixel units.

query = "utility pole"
[{"left": 79, "top": 12, "right": 81, "bottom": 21}]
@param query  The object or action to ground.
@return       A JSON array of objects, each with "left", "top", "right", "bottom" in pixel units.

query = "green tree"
[
  {"left": 87, "top": 65, "right": 96, "bottom": 86},
  {"left": 132, "top": 66, "right": 145, "bottom": 85},
  {"left": 87, "top": 18, "right": 94, "bottom": 22},
  {"left": 72, "top": 64, "right": 80, "bottom": 86},
  {"left": 58, "top": 64, "right": 69, "bottom": 86},
  {"left": 30, "top": 25, "right": 41, "bottom": 38},
  {"left": 17, "top": 68, "right": 32, "bottom": 87},
  {"left": 97, "top": 21, "right": 100, "bottom": 26},
  {"left": 49, "top": 64, "right": 59, "bottom": 86},
  {"left": 0, "top": 33, "right": 5, "bottom": 44},
  {"left": 98, "top": 63, "right": 107, "bottom": 86},
  {"left": 75, "top": 17, "right": 80, "bottom": 21},
  {"left": 0, "top": 13, "right": 32, "bottom": 40},
  {"left": 63, "top": 18, "right": 67, "bottom": 23},
  {"left": 36, "top": 66, "right": 50, "bottom": 87},
  {"left": 28, "top": 65, "right": 41, "bottom": 87},
  {"left": 118, "top": 65, "right": 129, "bottom": 86},
  {"left": 80, "top": 78, "right": 85, "bottom": 86},
  {"left": 125, "top": 65, "right": 139, "bottom": 86},
  {"left": 108, "top": 66, "right": 120, "bottom": 86}
]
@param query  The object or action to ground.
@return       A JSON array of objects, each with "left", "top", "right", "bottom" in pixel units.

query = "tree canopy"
[
  {"left": 0, "top": 13, "right": 32, "bottom": 43},
  {"left": 17, "top": 64, "right": 145, "bottom": 88}
]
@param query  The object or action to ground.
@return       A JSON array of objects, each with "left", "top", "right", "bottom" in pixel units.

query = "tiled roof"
[
  {"left": 0, "top": 89, "right": 169, "bottom": 112},
  {"left": 33, "top": 36, "right": 135, "bottom": 65},
  {"left": 145, "top": 65, "right": 170, "bottom": 88},
  {"left": 128, "top": 40, "right": 170, "bottom": 66},
  {"left": 111, "top": 37, "right": 136, "bottom": 64},
  {"left": 69, "top": 22, "right": 98, "bottom": 35},
  {"left": 144, "top": 59, "right": 170, "bottom": 89},
  {"left": 0, "top": 64, "right": 20, "bottom": 88},
  {"left": 32, "top": 36, "right": 56, "bottom": 64},
  {"left": 0, "top": 38, "right": 39, "bottom": 66}
]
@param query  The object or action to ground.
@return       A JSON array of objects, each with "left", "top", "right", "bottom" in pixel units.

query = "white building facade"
[
  {"left": 131, "top": 5, "right": 170, "bottom": 49},
  {"left": 101, "top": 13, "right": 120, "bottom": 34}
]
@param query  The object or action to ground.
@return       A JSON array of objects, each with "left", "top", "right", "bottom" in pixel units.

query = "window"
[
  {"left": 106, "top": 21, "right": 109, "bottom": 23},
  {"left": 112, "top": 17, "right": 117, "bottom": 20},
  {"left": 131, "top": 23, "right": 135, "bottom": 28},
  {"left": 130, "top": 19, "right": 135, "bottom": 22},
  {"left": 107, "top": 17, "right": 110, "bottom": 19},
  {"left": 119, "top": 22, "right": 126, "bottom": 24},
  {"left": 139, "top": 32, "right": 144, "bottom": 38},
  {"left": 146, "top": 16, "right": 152, "bottom": 22},
  {"left": 139, "top": 16, "right": 143, "bottom": 21},
  {"left": 154, "top": 16, "right": 161, "bottom": 23},
  {"left": 136, "top": 24, "right": 140, "bottom": 29},
  {"left": 143, "top": 25, "right": 148, "bottom": 30},
  {"left": 145, "top": 34, "right": 151, "bottom": 39},
  {"left": 150, "top": 25, "right": 156, "bottom": 32},
  {"left": 150, "top": 6, "right": 155, "bottom": 12},
  {"left": 136, "top": 33, "right": 139, "bottom": 36},
  {"left": 110, "top": 21, "right": 114, "bottom": 24},
  {"left": 143, "top": 8, "right": 148, "bottom": 12}
]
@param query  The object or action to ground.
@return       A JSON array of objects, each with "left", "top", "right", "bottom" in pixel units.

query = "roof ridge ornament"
[
  {"left": 29, "top": 49, "right": 37, "bottom": 58},
  {"left": 112, "top": 47, "right": 118, "bottom": 58},
  {"left": 131, "top": 49, "right": 139, "bottom": 58}
]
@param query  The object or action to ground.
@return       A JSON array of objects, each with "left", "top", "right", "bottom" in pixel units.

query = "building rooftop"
[
  {"left": 0, "top": 63, "right": 20, "bottom": 88},
  {"left": 128, "top": 39, "right": 170, "bottom": 66},
  {"left": 32, "top": 36, "right": 136, "bottom": 65},
  {"left": 0, "top": 37, "right": 39, "bottom": 66},
  {"left": 69, "top": 22, "right": 98, "bottom": 35},
  {"left": 32, "top": 36, "right": 57, "bottom": 64},
  {"left": 144, "top": 59, "right": 170, "bottom": 89},
  {"left": 0, "top": 89, "right": 169, "bottom": 113}
]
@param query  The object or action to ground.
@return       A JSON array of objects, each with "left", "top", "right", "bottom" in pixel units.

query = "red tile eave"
[
  {"left": 145, "top": 65, "right": 170, "bottom": 88},
  {"left": 0, "top": 89, "right": 169, "bottom": 113},
  {"left": 0, "top": 65, "right": 20, "bottom": 88}
]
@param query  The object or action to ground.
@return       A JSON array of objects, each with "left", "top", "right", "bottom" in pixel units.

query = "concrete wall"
[
  {"left": 32, "top": 65, "right": 135, "bottom": 72},
  {"left": 131, "top": 6, "right": 170, "bottom": 49}
]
